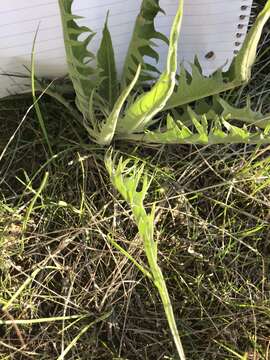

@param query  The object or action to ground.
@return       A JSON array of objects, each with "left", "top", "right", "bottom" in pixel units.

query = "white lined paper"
[{"left": 0, "top": 0, "right": 252, "bottom": 98}]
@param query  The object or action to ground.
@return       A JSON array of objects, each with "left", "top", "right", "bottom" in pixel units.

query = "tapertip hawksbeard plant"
[
  {"left": 58, "top": 0, "right": 270, "bottom": 147},
  {"left": 57, "top": 1, "right": 270, "bottom": 359}
]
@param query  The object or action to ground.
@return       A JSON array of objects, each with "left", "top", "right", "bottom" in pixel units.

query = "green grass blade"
[
  {"left": 35, "top": 81, "right": 83, "bottom": 122},
  {"left": 0, "top": 315, "right": 89, "bottom": 325},
  {"left": 2, "top": 267, "right": 42, "bottom": 312},
  {"left": 31, "top": 27, "right": 53, "bottom": 157},
  {"left": 214, "top": 341, "right": 249, "bottom": 360},
  {"left": 56, "top": 311, "right": 112, "bottom": 360},
  {"left": 22, "top": 172, "right": 49, "bottom": 232},
  {"left": 107, "top": 235, "right": 152, "bottom": 280}
]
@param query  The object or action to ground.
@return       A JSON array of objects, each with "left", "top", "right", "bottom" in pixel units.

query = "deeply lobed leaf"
[
  {"left": 117, "top": 100, "right": 270, "bottom": 145},
  {"left": 117, "top": 0, "right": 184, "bottom": 135},
  {"left": 58, "top": 0, "right": 100, "bottom": 120},
  {"left": 166, "top": 0, "right": 270, "bottom": 111},
  {"left": 164, "top": 64, "right": 239, "bottom": 111},
  {"left": 121, "top": 0, "right": 168, "bottom": 87},
  {"left": 105, "top": 150, "right": 186, "bottom": 360}
]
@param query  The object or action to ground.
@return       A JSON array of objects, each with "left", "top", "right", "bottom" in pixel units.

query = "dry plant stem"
[{"left": 2, "top": 309, "right": 26, "bottom": 348}]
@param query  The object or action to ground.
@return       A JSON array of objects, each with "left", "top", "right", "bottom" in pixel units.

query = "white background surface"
[{"left": 0, "top": 0, "right": 252, "bottom": 97}]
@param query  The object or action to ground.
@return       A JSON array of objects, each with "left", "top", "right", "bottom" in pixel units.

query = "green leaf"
[
  {"left": 118, "top": 108, "right": 270, "bottom": 145},
  {"left": 165, "top": 0, "right": 270, "bottom": 111},
  {"left": 164, "top": 64, "right": 237, "bottom": 111},
  {"left": 58, "top": 0, "right": 99, "bottom": 119},
  {"left": 105, "top": 150, "right": 186, "bottom": 360},
  {"left": 97, "top": 13, "right": 118, "bottom": 111},
  {"left": 121, "top": 0, "right": 168, "bottom": 87},
  {"left": 231, "top": 0, "right": 270, "bottom": 82},
  {"left": 90, "top": 65, "right": 141, "bottom": 145},
  {"left": 117, "top": 0, "right": 184, "bottom": 134},
  {"left": 217, "top": 97, "right": 270, "bottom": 129},
  {"left": 58, "top": 0, "right": 270, "bottom": 148}
]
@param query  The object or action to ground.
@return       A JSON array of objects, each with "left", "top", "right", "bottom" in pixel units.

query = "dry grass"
[
  {"left": 1, "top": 4, "right": 270, "bottom": 357},
  {"left": 1, "top": 103, "right": 270, "bottom": 358}
]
